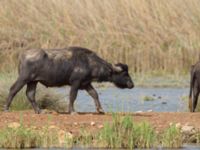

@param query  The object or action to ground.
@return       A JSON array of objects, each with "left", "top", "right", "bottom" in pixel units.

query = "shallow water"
[
  {"left": 9, "top": 144, "right": 200, "bottom": 150},
  {"left": 57, "top": 87, "right": 189, "bottom": 113},
  {"left": 71, "top": 144, "right": 200, "bottom": 150}
]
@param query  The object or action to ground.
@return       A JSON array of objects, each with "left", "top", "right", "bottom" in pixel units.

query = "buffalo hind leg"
[
  {"left": 86, "top": 84, "right": 104, "bottom": 114},
  {"left": 26, "top": 82, "right": 41, "bottom": 114},
  {"left": 4, "top": 77, "right": 26, "bottom": 111},
  {"left": 192, "top": 86, "right": 199, "bottom": 112},
  {"left": 68, "top": 82, "right": 80, "bottom": 114}
]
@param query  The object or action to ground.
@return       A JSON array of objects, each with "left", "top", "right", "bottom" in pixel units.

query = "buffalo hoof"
[
  {"left": 97, "top": 109, "right": 105, "bottom": 114},
  {"left": 189, "top": 98, "right": 193, "bottom": 112},
  {"left": 3, "top": 109, "right": 9, "bottom": 112},
  {"left": 34, "top": 109, "right": 42, "bottom": 114},
  {"left": 3, "top": 106, "right": 9, "bottom": 112},
  {"left": 70, "top": 111, "right": 78, "bottom": 115}
]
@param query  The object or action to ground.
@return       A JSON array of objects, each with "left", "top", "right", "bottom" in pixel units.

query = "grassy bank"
[
  {"left": 0, "top": 114, "right": 185, "bottom": 149},
  {"left": 0, "top": 0, "right": 200, "bottom": 74}
]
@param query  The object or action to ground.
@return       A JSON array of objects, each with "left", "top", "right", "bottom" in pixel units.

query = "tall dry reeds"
[{"left": 0, "top": 0, "right": 200, "bottom": 74}]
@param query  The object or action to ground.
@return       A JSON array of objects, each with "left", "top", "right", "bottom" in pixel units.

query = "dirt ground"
[{"left": 1, "top": 111, "right": 200, "bottom": 134}]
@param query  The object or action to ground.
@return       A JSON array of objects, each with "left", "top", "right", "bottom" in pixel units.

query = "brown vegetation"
[{"left": 0, "top": 0, "right": 200, "bottom": 74}]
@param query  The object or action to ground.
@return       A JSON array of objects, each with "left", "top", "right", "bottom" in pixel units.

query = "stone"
[
  {"left": 181, "top": 125, "right": 195, "bottom": 134},
  {"left": 49, "top": 125, "right": 58, "bottom": 129},
  {"left": 136, "top": 111, "right": 143, "bottom": 113},
  {"left": 169, "top": 122, "right": 174, "bottom": 126},
  {"left": 161, "top": 101, "right": 167, "bottom": 104},
  {"left": 74, "top": 122, "right": 78, "bottom": 126},
  {"left": 147, "top": 109, "right": 153, "bottom": 112},
  {"left": 90, "top": 121, "right": 95, "bottom": 126},
  {"left": 98, "top": 124, "right": 104, "bottom": 129},
  {"left": 175, "top": 123, "right": 181, "bottom": 129}
]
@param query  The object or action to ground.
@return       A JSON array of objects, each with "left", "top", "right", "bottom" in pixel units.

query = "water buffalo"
[
  {"left": 189, "top": 62, "right": 200, "bottom": 112},
  {"left": 4, "top": 47, "right": 134, "bottom": 114}
]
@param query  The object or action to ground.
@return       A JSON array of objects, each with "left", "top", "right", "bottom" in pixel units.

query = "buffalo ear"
[{"left": 112, "top": 64, "right": 123, "bottom": 72}]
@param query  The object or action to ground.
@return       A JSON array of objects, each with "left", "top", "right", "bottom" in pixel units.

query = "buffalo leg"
[
  {"left": 192, "top": 85, "right": 199, "bottom": 112},
  {"left": 69, "top": 82, "right": 80, "bottom": 114},
  {"left": 4, "top": 77, "right": 26, "bottom": 111},
  {"left": 189, "top": 96, "right": 193, "bottom": 112},
  {"left": 26, "top": 82, "right": 41, "bottom": 114},
  {"left": 86, "top": 84, "right": 104, "bottom": 114}
]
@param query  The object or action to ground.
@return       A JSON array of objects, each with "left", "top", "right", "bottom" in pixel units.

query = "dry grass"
[{"left": 0, "top": 0, "right": 200, "bottom": 74}]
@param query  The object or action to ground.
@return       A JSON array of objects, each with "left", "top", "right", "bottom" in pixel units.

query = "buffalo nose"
[{"left": 127, "top": 81, "right": 134, "bottom": 89}]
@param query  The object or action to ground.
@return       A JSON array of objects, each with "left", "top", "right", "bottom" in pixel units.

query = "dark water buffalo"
[
  {"left": 4, "top": 47, "right": 134, "bottom": 114},
  {"left": 189, "top": 62, "right": 200, "bottom": 112}
]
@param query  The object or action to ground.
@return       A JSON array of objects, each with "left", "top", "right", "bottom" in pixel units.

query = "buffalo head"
[{"left": 111, "top": 63, "right": 134, "bottom": 89}]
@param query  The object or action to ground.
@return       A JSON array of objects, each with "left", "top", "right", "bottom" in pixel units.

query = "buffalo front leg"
[
  {"left": 86, "top": 84, "right": 104, "bottom": 114},
  {"left": 69, "top": 82, "right": 80, "bottom": 114},
  {"left": 189, "top": 96, "right": 193, "bottom": 112},
  {"left": 4, "top": 78, "right": 26, "bottom": 111},
  {"left": 26, "top": 82, "right": 41, "bottom": 114}
]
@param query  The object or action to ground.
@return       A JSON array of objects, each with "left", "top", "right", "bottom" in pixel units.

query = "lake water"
[
  {"left": 57, "top": 87, "right": 189, "bottom": 113},
  {"left": 10, "top": 144, "right": 200, "bottom": 150}
]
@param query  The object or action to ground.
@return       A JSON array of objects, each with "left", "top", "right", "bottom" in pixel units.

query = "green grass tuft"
[
  {"left": 97, "top": 114, "right": 156, "bottom": 149},
  {"left": 161, "top": 123, "right": 183, "bottom": 148},
  {"left": 142, "top": 96, "right": 156, "bottom": 101}
]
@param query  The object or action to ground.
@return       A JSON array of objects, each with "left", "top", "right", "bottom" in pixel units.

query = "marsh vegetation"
[{"left": 0, "top": 0, "right": 200, "bottom": 75}]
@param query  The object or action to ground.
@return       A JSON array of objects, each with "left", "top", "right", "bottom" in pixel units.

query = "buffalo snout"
[{"left": 127, "top": 81, "right": 134, "bottom": 89}]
